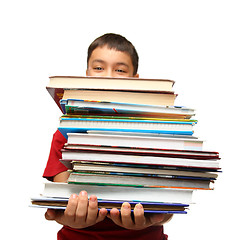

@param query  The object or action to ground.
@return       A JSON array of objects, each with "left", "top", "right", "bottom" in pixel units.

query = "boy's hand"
[
  {"left": 108, "top": 202, "right": 173, "bottom": 230},
  {"left": 45, "top": 191, "right": 107, "bottom": 229}
]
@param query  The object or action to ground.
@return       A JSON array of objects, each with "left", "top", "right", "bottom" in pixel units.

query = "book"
[
  {"left": 62, "top": 99, "right": 195, "bottom": 119},
  {"left": 67, "top": 172, "right": 212, "bottom": 190},
  {"left": 30, "top": 196, "right": 188, "bottom": 214},
  {"left": 46, "top": 76, "right": 177, "bottom": 112},
  {"left": 47, "top": 76, "right": 175, "bottom": 92},
  {"left": 63, "top": 144, "right": 219, "bottom": 160},
  {"left": 61, "top": 114, "right": 195, "bottom": 122},
  {"left": 65, "top": 132, "right": 204, "bottom": 151},
  {"left": 63, "top": 89, "right": 177, "bottom": 106},
  {"left": 62, "top": 160, "right": 219, "bottom": 173},
  {"left": 71, "top": 161, "right": 219, "bottom": 179},
  {"left": 29, "top": 75, "right": 223, "bottom": 220},
  {"left": 60, "top": 150, "right": 220, "bottom": 169},
  {"left": 87, "top": 130, "right": 198, "bottom": 138},
  {"left": 59, "top": 117, "right": 196, "bottom": 132},
  {"left": 47, "top": 87, "right": 178, "bottom": 112},
  {"left": 39, "top": 182, "right": 194, "bottom": 204},
  {"left": 58, "top": 127, "right": 194, "bottom": 139}
]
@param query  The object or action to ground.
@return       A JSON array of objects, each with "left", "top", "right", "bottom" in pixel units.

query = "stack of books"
[{"left": 31, "top": 76, "right": 221, "bottom": 214}]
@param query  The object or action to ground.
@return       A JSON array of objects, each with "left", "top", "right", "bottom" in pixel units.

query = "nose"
[{"left": 102, "top": 68, "right": 115, "bottom": 77}]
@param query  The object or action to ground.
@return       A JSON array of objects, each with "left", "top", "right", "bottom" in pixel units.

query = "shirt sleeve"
[{"left": 43, "top": 129, "right": 68, "bottom": 181}]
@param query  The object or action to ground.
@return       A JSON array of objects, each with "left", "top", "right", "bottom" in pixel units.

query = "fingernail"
[
  {"left": 136, "top": 203, "right": 143, "bottom": 209},
  {"left": 90, "top": 195, "right": 97, "bottom": 202},
  {"left": 122, "top": 202, "right": 131, "bottom": 209},
  {"left": 99, "top": 208, "right": 107, "bottom": 215},
  {"left": 71, "top": 194, "right": 77, "bottom": 199},
  {"left": 110, "top": 208, "right": 119, "bottom": 216},
  {"left": 80, "top": 191, "right": 87, "bottom": 197}
]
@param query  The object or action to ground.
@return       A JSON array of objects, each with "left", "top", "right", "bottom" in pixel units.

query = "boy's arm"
[{"left": 53, "top": 171, "right": 70, "bottom": 182}]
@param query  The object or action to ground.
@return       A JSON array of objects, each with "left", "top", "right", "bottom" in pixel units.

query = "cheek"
[
  {"left": 86, "top": 67, "right": 100, "bottom": 77},
  {"left": 87, "top": 71, "right": 103, "bottom": 77},
  {"left": 126, "top": 64, "right": 135, "bottom": 77},
  {"left": 127, "top": 69, "right": 135, "bottom": 77}
]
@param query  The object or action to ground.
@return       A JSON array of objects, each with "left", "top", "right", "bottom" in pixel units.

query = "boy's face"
[{"left": 86, "top": 45, "right": 139, "bottom": 78}]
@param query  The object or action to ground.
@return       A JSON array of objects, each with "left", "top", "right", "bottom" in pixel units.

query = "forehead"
[{"left": 89, "top": 46, "right": 133, "bottom": 66}]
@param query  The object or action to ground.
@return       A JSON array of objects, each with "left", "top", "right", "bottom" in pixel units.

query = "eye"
[
  {"left": 115, "top": 69, "right": 126, "bottom": 73},
  {"left": 94, "top": 67, "right": 103, "bottom": 71}
]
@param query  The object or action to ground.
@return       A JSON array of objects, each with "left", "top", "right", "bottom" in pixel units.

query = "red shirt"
[
  {"left": 43, "top": 130, "right": 68, "bottom": 180},
  {"left": 43, "top": 130, "right": 168, "bottom": 240},
  {"left": 58, "top": 219, "right": 167, "bottom": 240}
]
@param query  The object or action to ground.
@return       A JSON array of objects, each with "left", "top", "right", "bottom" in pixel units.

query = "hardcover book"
[
  {"left": 38, "top": 182, "right": 194, "bottom": 204},
  {"left": 31, "top": 196, "right": 188, "bottom": 214}
]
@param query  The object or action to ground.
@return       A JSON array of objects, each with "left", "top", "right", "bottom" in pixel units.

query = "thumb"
[
  {"left": 150, "top": 213, "right": 173, "bottom": 225},
  {"left": 150, "top": 213, "right": 165, "bottom": 224},
  {"left": 45, "top": 209, "right": 56, "bottom": 220}
]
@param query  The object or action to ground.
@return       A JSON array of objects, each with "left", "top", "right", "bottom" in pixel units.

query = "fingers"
[
  {"left": 97, "top": 208, "right": 108, "bottom": 222},
  {"left": 121, "top": 202, "right": 147, "bottom": 229},
  {"left": 108, "top": 202, "right": 174, "bottom": 230},
  {"left": 149, "top": 213, "right": 173, "bottom": 225},
  {"left": 86, "top": 195, "right": 100, "bottom": 224},
  {"left": 74, "top": 191, "right": 89, "bottom": 224},
  {"left": 63, "top": 191, "right": 106, "bottom": 228},
  {"left": 45, "top": 209, "right": 56, "bottom": 220},
  {"left": 133, "top": 203, "right": 146, "bottom": 227},
  {"left": 109, "top": 202, "right": 147, "bottom": 230},
  {"left": 46, "top": 209, "right": 67, "bottom": 226},
  {"left": 120, "top": 202, "right": 134, "bottom": 229},
  {"left": 64, "top": 193, "right": 79, "bottom": 223},
  {"left": 109, "top": 208, "right": 121, "bottom": 226},
  {"left": 49, "top": 195, "right": 169, "bottom": 230}
]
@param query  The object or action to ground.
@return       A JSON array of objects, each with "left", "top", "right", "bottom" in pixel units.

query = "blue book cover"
[
  {"left": 58, "top": 127, "right": 194, "bottom": 139},
  {"left": 30, "top": 196, "right": 188, "bottom": 214},
  {"left": 60, "top": 117, "right": 196, "bottom": 125},
  {"left": 60, "top": 99, "right": 67, "bottom": 114}
]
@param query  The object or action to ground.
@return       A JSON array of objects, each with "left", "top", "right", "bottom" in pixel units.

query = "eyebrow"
[
  {"left": 115, "top": 62, "right": 130, "bottom": 68},
  {"left": 92, "top": 59, "right": 105, "bottom": 64}
]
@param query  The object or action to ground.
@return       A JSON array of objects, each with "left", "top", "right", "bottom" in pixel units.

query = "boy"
[{"left": 43, "top": 33, "right": 172, "bottom": 239}]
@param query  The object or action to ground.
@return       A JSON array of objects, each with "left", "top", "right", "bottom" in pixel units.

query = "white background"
[{"left": 1, "top": 0, "right": 244, "bottom": 239}]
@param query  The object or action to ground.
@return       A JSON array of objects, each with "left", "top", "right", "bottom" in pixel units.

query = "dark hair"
[{"left": 87, "top": 33, "right": 139, "bottom": 75}]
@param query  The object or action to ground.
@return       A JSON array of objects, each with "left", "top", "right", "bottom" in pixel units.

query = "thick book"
[
  {"left": 62, "top": 99, "right": 195, "bottom": 119},
  {"left": 61, "top": 115, "right": 197, "bottom": 123},
  {"left": 60, "top": 150, "right": 220, "bottom": 169},
  {"left": 39, "top": 182, "right": 194, "bottom": 204},
  {"left": 67, "top": 172, "right": 212, "bottom": 190},
  {"left": 58, "top": 127, "right": 194, "bottom": 139},
  {"left": 71, "top": 161, "right": 219, "bottom": 179},
  {"left": 46, "top": 76, "right": 176, "bottom": 112},
  {"left": 59, "top": 117, "right": 196, "bottom": 132},
  {"left": 63, "top": 144, "right": 219, "bottom": 160},
  {"left": 65, "top": 132, "right": 204, "bottom": 151},
  {"left": 47, "top": 76, "right": 175, "bottom": 91},
  {"left": 30, "top": 196, "right": 188, "bottom": 214},
  {"left": 61, "top": 114, "right": 195, "bottom": 122},
  {"left": 47, "top": 87, "right": 177, "bottom": 112}
]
